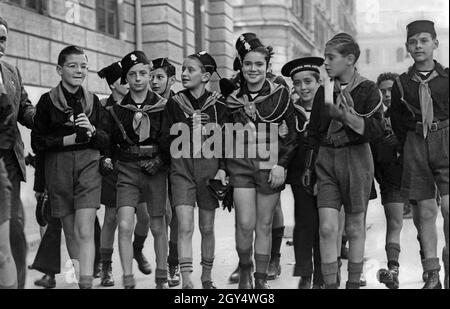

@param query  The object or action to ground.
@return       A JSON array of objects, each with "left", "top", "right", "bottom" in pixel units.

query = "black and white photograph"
[{"left": 0, "top": 0, "right": 448, "bottom": 294}]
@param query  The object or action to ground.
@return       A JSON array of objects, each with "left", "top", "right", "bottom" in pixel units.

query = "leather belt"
[
  {"left": 322, "top": 132, "right": 352, "bottom": 148},
  {"left": 119, "top": 145, "right": 160, "bottom": 158},
  {"left": 415, "top": 119, "right": 449, "bottom": 134}
]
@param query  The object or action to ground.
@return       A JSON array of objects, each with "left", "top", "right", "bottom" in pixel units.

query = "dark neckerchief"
[
  {"left": 49, "top": 82, "right": 94, "bottom": 117},
  {"left": 117, "top": 90, "right": 167, "bottom": 142},
  {"left": 61, "top": 84, "right": 83, "bottom": 108}
]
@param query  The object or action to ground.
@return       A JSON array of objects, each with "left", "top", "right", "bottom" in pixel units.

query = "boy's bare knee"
[
  {"left": 178, "top": 221, "right": 194, "bottom": 236},
  {"left": 199, "top": 224, "right": 214, "bottom": 237},
  {"left": 118, "top": 220, "right": 134, "bottom": 238},
  {"left": 320, "top": 222, "right": 338, "bottom": 239},
  {"left": 345, "top": 223, "right": 364, "bottom": 240},
  {"left": 76, "top": 225, "right": 94, "bottom": 241},
  {"left": 419, "top": 205, "right": 438, "bottom": 221},
  {"left": 387, "top": 217, "right": 403, "bottom": 232},
  {"left": 150, "top": 217, "right": 166, "bottom": 237}
]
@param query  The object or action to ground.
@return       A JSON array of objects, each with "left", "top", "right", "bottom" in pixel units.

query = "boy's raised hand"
[
  {"left": 319, "top": 66, "right": 334, "bottom": 105},
  {"left": 75, "top": 113, "right": 95, "bottom": 137}
]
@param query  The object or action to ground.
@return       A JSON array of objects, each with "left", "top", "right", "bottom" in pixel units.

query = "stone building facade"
[
  {"left": 357, "top": 0, "right": 449, "bottom": 81},
  {"left": 0, "top": 0, "right": 235, "bottom": 98},
  {"left": 230, "top": 0, "right": 357, "bottom": 76}
]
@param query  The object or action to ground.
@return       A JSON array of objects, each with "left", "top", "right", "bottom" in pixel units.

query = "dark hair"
[
  {"left": 0, "top": 17, "right": 8, "bottom": 32},
  {"left": 57, "top": 45, "right": 87, "bottom": 66},
  {"left": 326, "top": 33, "right": 361, "bottom": 64},
  {"left": 157, "top": 64, "right": 176, "bottom": 78},
  {"left": 242, "top": 46, "right": 274, "bottom": 65},
  {"left": 377, "top": 72, "right": 399, "bottom": 86}
]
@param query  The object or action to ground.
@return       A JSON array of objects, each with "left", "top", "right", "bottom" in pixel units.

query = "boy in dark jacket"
[
  {"left": 390, "top": 20, "right": 449, "bottom": 289},
  {"left": 31, "top": 45, "right": 110, "bottom": 289}
]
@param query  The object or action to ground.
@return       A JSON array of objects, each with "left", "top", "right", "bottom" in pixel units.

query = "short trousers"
[
  {"left": 116, "top": 160, "right": 167, "bottom": 217},
  {"left": 45, "top": 149, "right": 102, "bottom": 218},
  {"left": 170, "top": 157, "right": 219, "bottom": 210},
  {"left": 401, "top": 127, "right": 449, "bottom": 201},
  {"left": 375, "top": 161, "right": 405, "bottom": 205},
  {"left": 101, "top": 171, "right": 118, "bottom": 209},
  {"left": 315, "top": 143, "right": 374, "bottom": 214},
  {"left": 0, "top": 158, "right": 12, "bottom": 225},
  {"left": 227, "top": 158, "right": 285, "bottom": 195}
]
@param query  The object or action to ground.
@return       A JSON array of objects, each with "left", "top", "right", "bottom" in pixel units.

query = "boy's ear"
[
  {"left": 169, "top": 76, "right": 176, "bottom": 87},
  {"left": 347, "top": 54, "right": 356, "bottom": 66},
  {"left": 202, "top": 72, "right": 212, "bottom": 83},
  {"left": 56, "top": 65, "right": 63, "bottom": 76},
  {"left": 434, "top": 39, "right": 439, "bottom": 49},
  {"left": 405, "top": 42, "right": 412, "bottom": 54}
]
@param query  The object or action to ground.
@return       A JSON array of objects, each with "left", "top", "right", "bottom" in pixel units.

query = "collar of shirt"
[
  {"left": 122, "top": 90, "right": 156, "bottom": 108},
  {"left": 239, "top": 80, "right": 271, "bottom": 100},
  {"left": 408, "top": 60, "right": 449, "bottom": 80},
  {"left": 184, "top": 89, "right": 211, "bottom": 110},
  {"left": 61, "top": 84, "right": 83, "bottom": 103}
]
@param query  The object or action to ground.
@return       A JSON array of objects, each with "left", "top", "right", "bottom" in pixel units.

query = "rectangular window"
[
  {"left": 9, "top": 0, "right": 47, "bottom": 14},
  {"left": 194, "top": 0, "right": 206, "bottom": 52},
  {"left": 96, "top": 0, "right": 119, "bottom": 38}
]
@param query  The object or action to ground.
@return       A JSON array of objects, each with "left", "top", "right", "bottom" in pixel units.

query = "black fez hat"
[
  {"left": 152, "top": 57, "right": 176, "bottom": 77},
  {"left": 120, "top": 51, "right": 151, "bottom": 84},
  {"left": 235, "top": 33, "right": 265, "bottom": 61},
  {"left": 189, "top": 51, "right": 217, "bottom": 74},
  {"left": 281, "top": 57, "right": 324, "bottom": 78},
  {"left": 407, "top": 20, "right": 436, "bottom": 40},
  {"left": 98, "top": 61, "right": 122, "bottom": 86}
]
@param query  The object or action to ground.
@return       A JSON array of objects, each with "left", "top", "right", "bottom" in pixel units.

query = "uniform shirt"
[
  {"left": 370, "top": 108, "right": 403, "bottom": 189},
  {"left": 31, "top": 85, "right": 109, "bottom": 154},
  {"left": 286, "top": 100, "right": 311, "bottom": 186},
  {"left": 306, "top": 82, "right": 384, "bottom": 152},
  {"left": 106, "top": 90, "right": 166, "bottom": 162},
  {"left": 390, "top": 61, "right": 449, "bottom": 147},
  {"left": 228, "top": 80, "right": 298, "bottom": 169},
  {"left": 161, "top": 89, "right": 228, "bottom": 156}
]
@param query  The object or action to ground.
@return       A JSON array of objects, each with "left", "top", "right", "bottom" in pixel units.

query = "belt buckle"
[
  {"left": 430, "top": 122, "right": 439, "bottom": 132},
  {"left": 332, "top": 136, "right": 343, "bottom": 147}
]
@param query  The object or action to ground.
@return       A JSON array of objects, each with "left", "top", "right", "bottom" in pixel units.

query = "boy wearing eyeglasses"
[{"left": 31, "top": 45, "right": 110, "bottom": 289}]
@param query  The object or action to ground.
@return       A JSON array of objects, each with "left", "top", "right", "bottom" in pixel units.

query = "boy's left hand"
[
  {"left": 269, "top": 165, "right": 286, "bottom": 189},
  {"left": 75, "top": 113, "right": 95, "bottom": 136},
  {"left": 278, "top": 120, "right": 288, "bottom": 138}
]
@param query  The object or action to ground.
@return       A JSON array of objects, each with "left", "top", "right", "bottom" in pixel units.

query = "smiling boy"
[
  {"left": 390, "top": 20, "right": 449, "bottom": 289},
  {"left": 161, "top": 51, "right": 228, "bottom": 289},
  {"left": 31, "top": 45, "right": 110, "bottom": 289}
]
